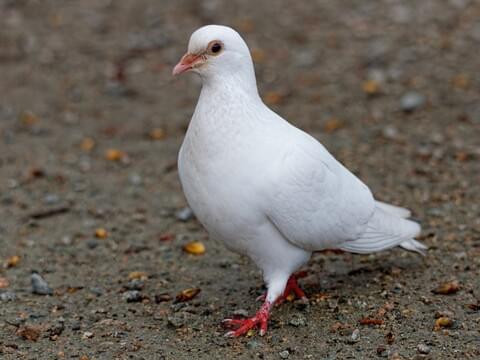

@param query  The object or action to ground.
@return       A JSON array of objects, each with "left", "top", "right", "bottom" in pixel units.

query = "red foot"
[
  {"left": 223, "top": 301, "right": 272, "bottom": 337},
  {"left": 256, "top": 271, "right": 308, "bottom": 304}
]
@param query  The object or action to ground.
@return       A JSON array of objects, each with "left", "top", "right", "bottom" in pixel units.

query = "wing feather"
[{"left": 263, "top": 134, "right": 375, "bottom": 251}]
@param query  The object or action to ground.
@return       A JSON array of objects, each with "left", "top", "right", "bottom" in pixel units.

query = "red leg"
[
  {"left": 224, "top": 272, "right": 308, "bottom": 337},
  {"left": 223, "top": 301, "right": 272, "bottom": 337},
  {"left": 257, "top": 271, "right": 308, "bottom": 304},
  {"left": 284, "top": 273, "right": 307, "bottom": 301}
]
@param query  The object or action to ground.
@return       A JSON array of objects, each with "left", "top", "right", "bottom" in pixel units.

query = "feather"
[
  {"left": 375, "top": 201, "right": 411, "bottom": 218},
  {"left": 338, "top": 207, "right": 424, "bottom": 254}
]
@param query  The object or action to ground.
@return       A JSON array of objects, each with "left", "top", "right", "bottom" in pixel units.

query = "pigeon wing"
[{"left": 262, "top": 137, "right": 376, "bottom": 251}]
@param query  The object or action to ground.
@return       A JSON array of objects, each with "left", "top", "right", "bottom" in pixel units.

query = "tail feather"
[
  {"left": 339, "top": 206, "right": 426, "bottom": 255},
  {"left": 399, "top": 239, "right": 428, "bottom": 256},
  {"left": 375, "top": 200, "right": 411, "bottom": 218}
]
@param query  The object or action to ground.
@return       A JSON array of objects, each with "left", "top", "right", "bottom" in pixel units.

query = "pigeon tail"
[
  {"left": 398, "top": 238, "right": 428, "bottom": 255},
  {"left": 375, "top": 200, "right": 411, "bottom": 218},
  {"left": 338, "top": 206, "right": 426, "bottom": 255}
]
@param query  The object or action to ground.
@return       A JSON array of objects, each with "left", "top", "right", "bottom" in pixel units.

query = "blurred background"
[{"left": 1, "top": 0, "right": 479, "bottom": 359}]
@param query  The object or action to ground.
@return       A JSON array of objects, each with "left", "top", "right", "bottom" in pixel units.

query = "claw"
[
  {"left": 256, "top": 293, "right": 266, "bottom": 302},
  {"left": 284, "top": 271, "right": 308, "bottom": 301},
  {"left": 224, "top": 331, "right": 236, "bottom": 338},
  {"left": 223, "top": 272, "right": 309, "bottom": 337},
  {"left": 222, "top": 301, "right": 271, "bottom": 337},
  {"left": 259, "top": 318, "right": 268, "bottom": 336},
  {"left": 222, "top": 318, "right": 246, "bottom": 329},
  {"left": 299, "top": 296, "right": 309, "bottom": 304}
]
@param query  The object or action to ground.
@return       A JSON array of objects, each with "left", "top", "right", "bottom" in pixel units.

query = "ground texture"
[{"left": 0, "top": 0, "right": 479, "bottom": 359}]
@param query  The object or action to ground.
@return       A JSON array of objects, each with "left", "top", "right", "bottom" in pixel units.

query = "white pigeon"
[{"left": 173, "top": 25, "right": 426, "bottom": 337}]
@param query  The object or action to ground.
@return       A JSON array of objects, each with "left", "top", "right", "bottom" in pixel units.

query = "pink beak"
[{"left": 172, "top": 53, "right": 202, "bottom": 76}]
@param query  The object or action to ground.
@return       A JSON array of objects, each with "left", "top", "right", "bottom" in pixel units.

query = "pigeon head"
[{"left": 172, "top": 25, "right": 255, "bottom": 83}]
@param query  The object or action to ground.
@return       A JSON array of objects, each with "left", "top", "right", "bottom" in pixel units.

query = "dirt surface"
[{"left": 1, "top": 0, "right": 479, "bottom": 359}]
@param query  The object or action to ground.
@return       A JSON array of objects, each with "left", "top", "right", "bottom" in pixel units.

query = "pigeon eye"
[{"left": 209, "top": 41, "right": 223, "bottom": 55}]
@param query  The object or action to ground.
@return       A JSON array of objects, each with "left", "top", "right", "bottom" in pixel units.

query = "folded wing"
[{"left": 263, "top": 132, "right": 425, "bottom": 254}]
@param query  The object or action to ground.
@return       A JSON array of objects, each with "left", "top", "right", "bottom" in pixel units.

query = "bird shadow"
[{"left": 301, "top": 250, "right": 428, "bottom": 295}]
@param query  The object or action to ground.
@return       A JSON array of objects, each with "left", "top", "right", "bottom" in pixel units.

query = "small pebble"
[
  {"left": 295, "top": 49, "right": 316, "bottom": 67},
  {"left": 123, "top": 290, "right": 143, "bottom": 303},
  {"left": 105, "top": 80, "right": 133, "bottom": 97},
  {"left": 7, "top": 179, "right": 19, "bottom": 189},
  {"left": 171, "top": 302, "right": 187, "bottom": 312},
  {"left": 175, "top": 207, "right": 194, "bottom": 222},
  {"left": 232, "top": 309, "right": 249, "bottom": 318},
  {"left": 43, "top": 193, "right": 60, "bottom": 205},
  {"left": 154, "top": 293, "right": 172, "bottom": 303},
  {"left": 0, "top": 291, "right": 17, "bottom": 301},
  {"left": 367, "top": 68, "right": 386, "bottom": 84},
  {"left": 246, "top": 340, "right": 259, "bottom": 350},
  {"left": 31, "top": 272, "right": 53, "bottom": 295},
  {"left": 71, "top": 320, "right": 81, "bottom": 331},
  {"left": 376, "top": 345, "right": 388, "bottom": 357},
  {"left": 382, "top": 125, "right": 400, "bottom": 140},
  {"left": 61, "top": 235, "right": 72, "bottom": 245},
  {"left": 63, "top": 111, "right": 78, "bottom": 125},
  {"left": 167, "top": 313, "right": 190, "bottom": 328},
  {"left": 400, "top": 91, "right": 425, "bottom": 112},
  {"left": 279, "top": 350, "right": 290, "bottom": 359},
  {"left": 218, "top": 259, "right": 232, "bottom": 268},
  {"left": 82, "top": 331, "right": 94, "bottom": 339},
  {"left": 430, "top": 132, "right": 445, "bottom": 144},
  {"left": 129, "top": 173, "right": 143, "bottom": 186},
  {"left": 351, "top": 329, "right": 360, "bottom": 342},
  {"left": 435, "top": 309, "right": 454, "bottom": 318},
  {"left": 126, "top": 279, "right": 145, "bottom": 291},
  {"left": 417, "top": 343, "right": 431, "bottom": 354},
  {"left": 86, "top": 239, "right": 99, "bottom": 249},
  {"left": 78, "top": 158, "right": 91, "bottom": 172},
  {"left": 289, "top": 314, "right": 306, "bottom": 327},
  {"left": 420, "top": 296, "right": 432, "bottom": 305},
  {"left": 7, "top": 317, "right": 25, "bottom": 327},
  {"left": 48, "top": 320, "right": 65, "bottom": 337},
  {"left": 89, "top": 287, "right": 104, "bottom": 297}
]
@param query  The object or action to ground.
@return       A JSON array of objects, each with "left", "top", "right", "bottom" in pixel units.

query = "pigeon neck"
[{"left": 200, "top": 66, "right": 261, "bottom": 104}]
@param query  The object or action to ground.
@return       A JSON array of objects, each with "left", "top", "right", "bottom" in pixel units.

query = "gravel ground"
[{"left": 1, "top": 1, "right": 479, "bottom": 359}]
